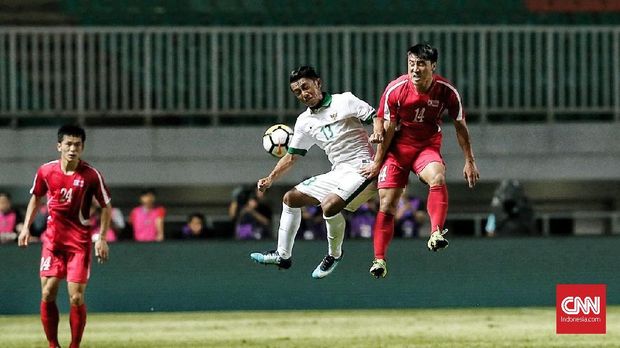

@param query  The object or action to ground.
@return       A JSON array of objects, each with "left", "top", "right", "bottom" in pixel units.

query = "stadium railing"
[
  {"left": 161, "top": 210, "right": 620, "bottom": 238},
  {"left": 448, "top": 211, "right": 620, "bottom": 237},
  {"left": 0, "top": 26, "right": 619, "bottom": 126}
]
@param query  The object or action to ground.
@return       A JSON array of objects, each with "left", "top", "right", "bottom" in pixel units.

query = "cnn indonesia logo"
[{"left": 556, "top": 284, "right": 606, "bottom": 334}]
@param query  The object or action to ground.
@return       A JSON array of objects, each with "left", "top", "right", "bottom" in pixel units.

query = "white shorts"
[{"left": 295, "top": 164, "right": 377, "bottom": 212}]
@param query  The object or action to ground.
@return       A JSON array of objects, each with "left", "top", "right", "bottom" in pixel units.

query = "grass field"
[{"left": 0, "top": 307, "right": 617, "bottom": 348}]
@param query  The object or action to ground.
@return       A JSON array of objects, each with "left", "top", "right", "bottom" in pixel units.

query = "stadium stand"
[
  {"left": 0, "top": 0, "right": 618, "bottom": 237},
  {"left": 60, "top": 0, "right": 620, "bottom": 26},
  {"left": 2, "top": 0, "right": 619, "bottom": 26},
  {"left": 0, "top": 0, "right": 73, "bottom": 25}
]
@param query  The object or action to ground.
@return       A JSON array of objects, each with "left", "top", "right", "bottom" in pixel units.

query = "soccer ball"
[{"left": 262, "top": 124, "right": 293, "bottom": 158}]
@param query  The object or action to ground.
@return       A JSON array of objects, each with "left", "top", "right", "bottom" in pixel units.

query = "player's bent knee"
[
  {"left": 282, "top": 190, "right": 298, "bottom": 207},
  {"left": 322, "top": 203, "right": 342, "bottom": 217},
  {"left": 379, "top": 194, "right": 399, "bottom": 214},
  {"left": 429, "top": 173, "right": 446, "bottom": 186},
  {"left": 284, "top": 189, "right": 319, "bottom": 208},
  {"left": 379, "top": 201, "right": 398, "bottom": 214},
  {"left": 322, "top": 195, "right": 346, "bottom": 217}
]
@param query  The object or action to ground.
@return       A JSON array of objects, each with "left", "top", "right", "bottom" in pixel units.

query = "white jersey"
[{"left": 288, "top": 92, "right": 375, "bottom": 169}]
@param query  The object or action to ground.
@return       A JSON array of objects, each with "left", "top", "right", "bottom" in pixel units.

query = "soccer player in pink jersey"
[
  {"left": 361, "top": 43, "right": 480, "bottom": 278},
  {"left": 18, "top": 125, "right": 112, "bottom": 348}
]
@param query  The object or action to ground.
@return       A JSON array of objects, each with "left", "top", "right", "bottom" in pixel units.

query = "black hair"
[
  {"left": 0, "top": 192, "right": 10, "bottom": 200},
  {"left": 289, "top": 65, "right": 320, "bottom": 83},
  {"left": 57, "top": 124, "right": 86, "bottom": 143},
  {"left": 187, "top": 212, "right": 205, "bottom": 223},
  {"left": 407, "top": 43, "right": 438, "bottom": 63},
  {"left": 140, "top": 188, "right": 157, "bottom": 196}
]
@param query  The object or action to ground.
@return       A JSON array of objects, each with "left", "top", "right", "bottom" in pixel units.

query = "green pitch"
[{"left": 1, "top": 307, "right": 618, "bottom": 347}]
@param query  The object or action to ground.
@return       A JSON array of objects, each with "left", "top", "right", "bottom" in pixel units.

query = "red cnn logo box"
[{"left": 556, "top": 284, "right": 606, "bottom": 334}]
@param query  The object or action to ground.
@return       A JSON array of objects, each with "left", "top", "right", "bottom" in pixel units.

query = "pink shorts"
[
  {"left": 377, "top": 133, "right": 444, "bottom": 189},
  {"left": 40, "top": 244, "right": 91, "bottom": 284}
]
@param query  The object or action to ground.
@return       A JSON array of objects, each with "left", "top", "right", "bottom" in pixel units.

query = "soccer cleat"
[
  {"left": 311, "top": 252, "right": 343, "bottom": 279},
  {"left": 250, "top": 250, "right": 292, "bottom": 269},
  {"left": 369, "top": 258, "right": 388, "bottom": 278},
  {"left": 427, "top": 227, "right": 449, "bottom": 252}
]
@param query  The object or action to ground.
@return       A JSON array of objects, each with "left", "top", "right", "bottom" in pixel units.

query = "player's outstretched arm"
[
  {"left": 257, "top": 153, "right": 299, "bottom": 192},
  {"left": 95, "top": 204, "right": 112, "bottom": 263},
  {"left": 18, "top": 195, "right": 42, "bottom": 248},
  {"left": 453, "top": 118, "right": 480, "bottom": 188},
  {"left": 360, "top": 119, "right": 396, "bottom": 178}
]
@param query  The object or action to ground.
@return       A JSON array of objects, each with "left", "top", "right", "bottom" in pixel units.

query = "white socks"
[
  {"left": 276, "top": 203, "right": 345, "bottom": 260},
  {"left": 276, "top": 203, "right": 301, "bottom": 259},
  {"left": 324, "top": 213, "right": 345, "bottom": 258}
]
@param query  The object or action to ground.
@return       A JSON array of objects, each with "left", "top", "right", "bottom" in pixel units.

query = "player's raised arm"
[
  {"left": 453, "top": 118, "right": 479, "bottom": 188},
  {"left": 257, "top": 153, "right": 301, "bottom": 192},
  {"left": 18, "top": 194, "right": 42, "bottom": 247}
]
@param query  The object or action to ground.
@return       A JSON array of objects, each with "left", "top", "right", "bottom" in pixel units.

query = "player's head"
[
  {"left": 289, "top": 65, "right": 323, "bottom": 108},
  {"left": 408, "top": 43, "right": 438, "bottom": 63},
  {"left": 57, "top": 124, "right": 86, "bottom": 163},
  {"left": 407, "top": 43, "right": 438, "bottom": 90},
  {"left": 57, "top": 124, "right": 86, "bottom": 143}
]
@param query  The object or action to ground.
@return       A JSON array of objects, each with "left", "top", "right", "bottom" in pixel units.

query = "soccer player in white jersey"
[{"left": 250, "top": 66, "right": 377, "bottom": 279}]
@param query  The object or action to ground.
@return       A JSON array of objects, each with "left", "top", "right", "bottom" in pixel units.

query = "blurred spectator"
[
  {"left": 235, "top": 188, "right": 272, "bottom": 240},
  {"left": 129, "top": 188, "right": 166, "bottom": 242},
  {"left": 0, "top": 192, "right": 23, "bottom": 244},
  {"left": 90, "top": 200, "right": 125, "bottom": 242},
  {"left": 228, "top": 184, "right": 254, "bottom": 223},
  {"left": 181, "top": 212, "right": 208, "bottom": 240},
  {"left": 395, "top": 192, "right": 426, "bottom": 238},
  {"left": 485, "top": 179, "right": 536, "bottom": 237},
  {"left": 348, "top": 199, "right": 377, "bottom": 239},
  {"left": 299, "top": 205, "right": 326, "bottom": 240},
  {"left": 29, "top": 200, "right": 48, "bottom": 242}
]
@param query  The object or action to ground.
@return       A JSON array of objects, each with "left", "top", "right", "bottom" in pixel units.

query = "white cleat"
[
  {"left": 369, "top": 258, "right": 388, "bottom": 278},
  {"left": 250, "top": 250, "right": 292, "bottom": 269},
  {"left": 427, "top": 227, "right": 449, "bottom": 252},
  {"left": 312, "top": 253, "right": 342, "bottom": 279}
]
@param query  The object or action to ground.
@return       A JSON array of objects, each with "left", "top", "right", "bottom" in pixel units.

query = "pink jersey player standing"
[
  {"left": 361, "top": 43, "right": 480, "bottom": 278},
  {"left": 18, "top": 124, "right": 112, "bottom": 348}
]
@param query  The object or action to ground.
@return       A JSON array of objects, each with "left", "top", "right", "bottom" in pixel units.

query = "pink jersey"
[
  {"left": 129, "top": 206, "right": 165, "bottom": 242},
  {"left": 30, "top": 160, "right": 111, "bottom": 251},
  {"left": 377, "top": 74, "right": 464, "bottom": 144},
  {"left": 89, "top": 216, "right": 117, "bottom": 242},
  {"left": 0, "top": 210, "right": 18, "bottom": 233}
]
